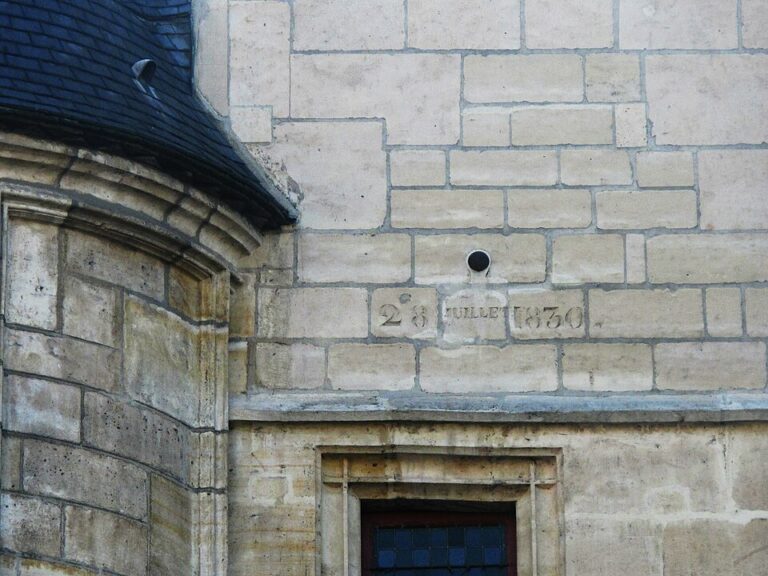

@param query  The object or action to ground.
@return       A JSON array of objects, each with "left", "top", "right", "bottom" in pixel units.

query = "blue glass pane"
[
  {"left": 429, "top": 547, "right": 448, "bottom": 565},
  {"left": 482, "top": 526, "right": 502, "bottom": 546},
  {"left": 413, "top": 528, "right": 429, "bottom": 547},
  {"left": 447, "top": 527, "right": 464, "bottom": 546},
  {"left": 448, "top": 547, "right": 465, "bottom": 566},
  {"left": 378, "top": 550, "right": 395, "bottom": 568},
  {"left": 484, "top": 546, "right": 502, "bottom": 565},
  {"left": 465, "top": 527, "right": 482, "bottom": 547},
  {"left": 395, "top": 529, "right": 412, "bottom": 549},
  {"left": 466, "top": 546, "right": 483, "bottom": 565},
  {"left": 429, "top": 528, "right": 447, "bottom": 547},
  {"left": 413, "top": 549, "right": 430, "bottom": 567},
  {"left": 378, "top": 528, "right": 395, "bottom": 548}
]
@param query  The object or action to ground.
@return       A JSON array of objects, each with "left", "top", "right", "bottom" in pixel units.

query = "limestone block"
[
  {"left": 526, "top": 0, "right": 613, "bottom": 48},
  {"left": 442, "top": 289, "right": 508, "bottom": 343},
  {"left": 508, "top": 289, "right": 585, "bottom": 340},
  {"left": 6, "top": 220, "right": 58, "bottom": 330},
  {"left": 450, "top": 151, "right": 558, "bottom": 186},
  {"left": 253, "top": 343, "right": 326, "bottom": 389},
  {"left": 0, "top": 493, "right": 61, "bottom": 556},
  {"left": 230, "top": 106, "right": 272, "bottom": 144},
  {"left": 291, "top": 54, "right": 461, "bottom": 145},
  {"left": 647, "top": 234, "right": 768, "bottom": 283},
  {"left": 507, "top": 189, "right": 591, "bottom": 229},
  {"left": 150, "top": 475, "right": 192, "bottom": 575},
  {"left": 730, "top": 430, "right": 768, "bottom": 509},
  {"left": 620, "top": 0, "right": 738, "bottom": 49},
  {"left": 663, "top": 519, "right": 768, "bottom": 576},
  {"left": 17, "top": 559, "right": 97, "bottom": 575},
  {"left": 1, "top": 437, "right": 21, "bottom": 491},
  {"left": 62, "top": 276, "right": 118, "bottom": 347},
  {"left": 371, "top": 288, "right": 438, "bottom": 339},
  {"left": 561, "top": 149, "right": 632, "bottom": 186},
  {"left": 168, "top": 267, "right": 209, "bottom": 321},
  {"left": 390, "top": 150, "right": 446, "bottom": 187},
  {"left": 194, "top": 0, "right": 228, "bottom": 115},
  {"left": 636, "top": 151, "right": 694, "bottom": 188},
  {"left": 298, "top": 233, "right": 411, "bottom": 283},
  {"left": 464, "top": 55, "right": 583, "bottom": 103},
  {"left": 328, "top": 344, "right": 416, "bottom": 390},
  {"left": 0, "top": 555, "right": 12, "bottom": 576},
  {"left": 552, "top": 234, "right": 624, "bottom": 285},
  {"left": 230, "top": 1, "right": 289, "bottom": 115},
  {"left": 615, "top": 103, "right": 647, "bottom": 147},
  {"left": 746, "top": 288, "right": 768, "bottom": 337},
  {"left": 589, "top": 289, "right": 704, "bottom": 338},
  {"left": 23, "top": 440, "right": 147, "bottom": 519},
  {"left": 64, "top": 506, "right": 147, "bottom": 576},
  {"left": 743, "top": 0, "right": 768, "bottom": 48},
  {"left": 625, "top": 234, "right": 646, "bottom": 284},
  {"left": 293, "top": 0, "right": 404, "bottom": 50},
  {"left": 586, "top": 54, "right": 641, "bottom": 102},
  {"left": 0, "top": 143, "right": 71, "bottom": 184},
  {"left": 238, "top": 230, "right": 294, "bottom": 269},
  {"left": 563, "top": 343, "right": 653, "bottom": 391},
  {"left": 596, "top": 190, "right": 697, "bottom": 229},
  {"left": 257, "top": 122, "right": 386, "bottom": 229},
  {"left": 5, "top": 375, "right": 80, "bottom": 442},
  {"left": 462, "top": 108, "right": 510, "bottom": 147},
  {"left": 391, "top": 190, "right": 505, "bottom": 229},
  {"left": 656, "top": 342, "right": 766, "bottom": 391},
  {"left": 706, "top": 288, "right": 742, "bottom": 337},
  {"left": 646, "top": 55, "right": 768, "bottom": 145},
  {"left": 700, "top": 150, "right": 768, "bottom": 230},
  {"left": 228, "top": 341, "right": 248, "bottom": 394},
  {"left": 257, "top": 288, "right": 368, "bottom": 338},
  {"left": 415, "top": 234, "right": 546, "bottom": 284},
  {"left": 5, "top": 329, "right": 120, "bottom": 392},
  {"left": 509, "top": 105, "right": 613, "bottom": 145},
  {"left": 65, "top": 229, "right": 164, "bottom": 299},
  {"left": 408, "top": 0, "right": 520, "bottom": 49},
  {"left": 230, "top": 273, "right": 257, "bottom": 337},
  {"left": 420, "top": 345, "right": 558, "bottom": 393}
]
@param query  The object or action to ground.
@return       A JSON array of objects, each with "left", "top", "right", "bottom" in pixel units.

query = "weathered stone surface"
[
  {"left": 239, "top": 230, "right": 294, "bottom": 269},
  {"left": 442, "top": 289, "right": 508, "bottom": 343},
  {"left": 0, "top": 493, "right": 61, "bottom": 556},
  {"left": 228, "top": 341, "right": 248, "bottom": 394},
  {"left": 168, "top": 267, "right": 208, "bottom": 321},
  {"left": 5, "top": 375, "right": 80, "bottom": 442},
  {"left": 230, "top": 273, "right": 257, "bottom": 338},
  {"left": 298, "top": 233, "right": 411, "bottom": 283},
  {"left": 253, "top": 343, "right": 326, "bottom": 389},
  {"left": 526, "top": 0, "right": 613, "bottom": 48},
  {"left": 561, "top": 149, "right": 632, "bottom": 186},
  {"left": 291, "top": 54, "right": 461, "bottom": 145},
  {"left": 230, "top": 1, "right": 289, "bottom": 115},
  {"left": 16, "top": 559, "right": 97, "bottom": 575},
  {"left": 1, "top": 437, "right": 21, "bottom": 491},
  {"left": 464, "top": 55, "right": 583, "bottom": 103},
  {"left": 5, "top": 329, "right": 120, "bottom": 392},
  {"left": 625, "top": 234, "right": 646, "bottom": 284},
  {"left": 706, "top": 287, "right": 743, "bottom": 337},
  {"left": 62, "top": 276, "right": 117, "bottom": 347},
  {"left": 620, "top": 0, "right": 738, "bottom": 49},
  {"left": 743, "top": 0, "right": 768, "bottom": 48},
  {"left": 257, "top": 288, "right": 368, "bottom": 338},
  {"left": 230, "top": 106, "right": 272, "bottom": 144},
  {"left": 746, "top": 288, "right": 768, "bottom": 337},
  {"left": 589, "top": 289, "right": 704, "bottom": 338},
  {"left": 563, "top": 344, "right": 653, "bottom": 391},
  {"left": 420, "top": 345, "right": 558, "bottom": 393},
  {"left": 450, "top": 151, "right": 558, "bottom": 186},
  {"left": 462, "top": 108, "right": 510, "bottom": 147},
  {"left": 415, "top": 234, "right": 546, "bottom": 284},
  {"left": 371, "top": 288, "right": 438, "bottom": 339},
  {"left": 586, "top": 54, "right": 641, "bottom": 102},
  {"left": 23, "top": 440, "right": 147, "bottom": 519},
  {"left": 408, "top": 0, "right": 520, "bottom": 49},
  {"left": 596, "top": 190, "right": 697, "bottom": 229},
  {"left": 615, "top": 103, "right": 647, "bottom": 147},
  {"left": 257, "top": 122, "right": 386, "bottom": 229},
  {"left": 194, "top": 0, "right": 228, "bottom": 115},
  {"left": 700, "top": 150, "right": 768, "bottom": 230},
  {"left": 389, "top": 150, "right": 446, "bottom": 187},
  {"left": 7, "top": 219, "right": 58, "bottom": 330},
  {"left": 391, "top": 190, "right": 505, "bottom": 229},
  {"left": 509, "top": 105, "right": 613, "bottom": 145},
  {"left": 293, "top": 0, "right": 404, "bottom": 50},
  {"left": 64, "top": 506, "right": 147, "bottom": 576},
  {"left": 507, "top": 189, "right": 591, "bottom": 229},
  {"left": 647, "top": 234, "right": 768, "bottom": 283},
  {"left": 636, "top": 151, "right": 694, "bottom": 188},
  {"left": 328, "top": 344, "right": 416, "bottom": 390},
  {"left": 552, "top": 235, "right": 624, "bottom": 284},
  {"left": 646, "top": 55, "right": 768, "bottom": 145},
  {"left": 150, "top": 475, "right": 191, "bottom": 575},
  {"left": 508, "top": 289, "right": 585, "bottom": 340},
  {"left": 730, "top": 429, "right": 768, "bottom": 510},
  {"left": 656, "top": 342, "right": 766, "bottom": 391}
]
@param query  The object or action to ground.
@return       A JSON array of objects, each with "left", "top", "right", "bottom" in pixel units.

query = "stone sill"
[{"left": 230, "top": 392, "right": 768, "bottom": 424}]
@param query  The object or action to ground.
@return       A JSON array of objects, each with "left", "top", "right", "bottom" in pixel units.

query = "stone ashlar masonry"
[{"left": 196, "top": 0, "right": 768, "bottom": 398}]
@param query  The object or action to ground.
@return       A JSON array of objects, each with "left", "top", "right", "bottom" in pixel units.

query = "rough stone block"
[
  {"left": 508, "top": 289, "right": 585, "bottom": 340},
  {"left": 230, "top": 272, "right": 257, "bottom": 338},
  {"left": 391, "top": 190, "right": 505, "bottom": 229},
  {"left": 586, "top": 54, "right": 641, "bottom": 102},
  {"left": 62, "top": 276, "right": 118, "bottom": 347},
  {"left": 291, "top": 54, "right": 461, "bottom": 145},
  {"left": 589, "top": 289, "right": 704, "bottom": 338},
  {"left": 1, "top": 437, "right": 21, "bottom": 491},
  {"left": 23, "top": 440, "right": 147, "bottom": 519},
  {"left": 298, "top": 233, "right": 411, "bottom": 283},
  {"left": 563, "top": 343, "right": 653, "bottom": 391},
  {"left": 64, "top": 506, "right": 147, "bottom": 576},
  {"left": 509, "top": 105, "right": 613, "bottom": 145},
  {"left": 257, "top": 288, "right": 368, "bottom": 338},
  {"left": 150, "top": 475, "right": 192, "bottom": 575},
  {"left": 464, "top": 55, "right": 583, "bottom": 103},
  {"left": 647, "top": 234, "right": 768, "bottom": 283},
  {"left": 5, "top": 375, "right": 80, "bottom": 442},
  {"left": 228, "top": 341, "right": 248, "bottom": 394},
  {"left": 462, "top": 108, "right": 510, "bottom": 147},
  {"left": 415, "top": 234, "right": 546, "bottom": 284},
  {"left": 507, "top": 189, "right": 591, "bottom": 229},
  {"left": 636, "top": 151, "right": 694, "bottom": 188},
  {"left": 408, "top": 0, "right": 520, "bottom": 49},
  {"left": 7, "top": 219, "right": 58, "bottom": 330},
  {"left": 625, "top": 234, "right": 646, "bottom": 284},
  {"left": 615, "top": 103, "right": 647, "bottom": 147},
  {"left": 706, "top": 287, "right": 742, "bottom": 337},
  {"left": 561, "top": 149, "right": 632, "bottom": 186},
  {"left": 238, "top": 230, "right": 295, "bottom": 269},
  {"left": 656, "top": 342, "right": 766, "bottom": 391},
  {"left": 253, "top": 343, "right": 326, "bottom": 389},
  {"left": 700, "top": 150, "right": 768, "bottom": 230},
  {"left": 743, "top": 0, "right": 768, "bottom": 48},
  {"left": 730, "top": 429, "right": 768, "bottom": 510},
  {"left": 17, "top": 559, "right": 98, "bottom": 575},
  {"left": 620, "top": 0, "right": 738, "bottom": 49},
  {"left": 526, "top": 0, "right": 613, "bottom": 48},
  {"left": 0, "top": 493, "right": 61, "bottom": 556},
  {"left": 420, "top": 345, "right": 558, "bottom": 393},
  {"left": 552, "top": 235, "right": 624, "bottom": 285},
  {"left": 450, "top": 151, "right": 558, "bottom": 186},
  {"left": 194, "top": 0, "right": 228, "bottom": 115},
  {"left": 371, "top": 288, "right": 438, "bottom": 339},
  {"left": 646, "top": 55, "right": 768, "bottom": 145},
  {"left": 389, "top": 150, "right": 446, "bottom": 187},
  {"left": 230, "top": 106, "right": 272, "bottom": 144},
  {"left": 746, "top": 288, "right": 768, "bottom": 337},
  {"left": 596, "top": 190, "right": 697, "bottom": 229},
  {"left": 442, "top": 289, "right": 508, "bottom": 343},
  {"left": 328, "top": 344, "right": 416, "bottom": 390}
]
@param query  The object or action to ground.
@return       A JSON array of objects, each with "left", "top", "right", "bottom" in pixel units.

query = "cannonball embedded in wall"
[{"left": 466, "top": 249, "right": 491, "bottom": 275}]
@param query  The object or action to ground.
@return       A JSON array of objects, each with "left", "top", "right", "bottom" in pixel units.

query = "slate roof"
[{"left": 0, "top": 0, "right": 297, "bottom": 229}]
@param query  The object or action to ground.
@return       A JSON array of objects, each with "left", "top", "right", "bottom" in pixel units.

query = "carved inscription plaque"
[
  {"left": 442, "top": 289, "right": 508, "bottom": 343},
  {"left": 371, "top": 288, "right": 437, "bottom": 339},
  {"left": 508, "top": 289, "right": 585, "bottom": 339}
]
